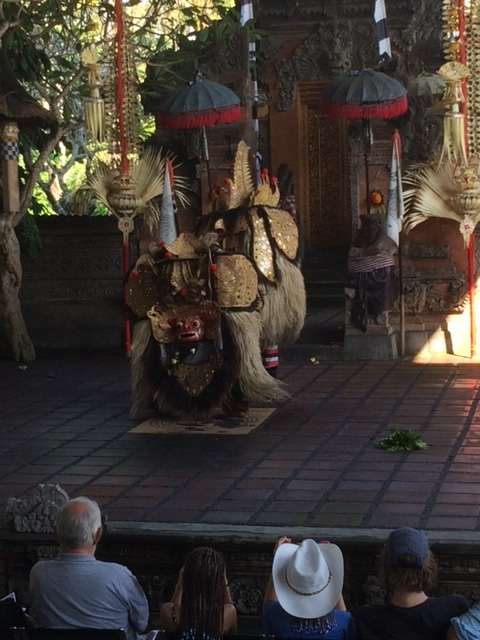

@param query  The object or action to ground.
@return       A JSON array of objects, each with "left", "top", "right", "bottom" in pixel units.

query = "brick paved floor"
[{"left": 1, "top": 353, "right": 480, "bottom": 531}]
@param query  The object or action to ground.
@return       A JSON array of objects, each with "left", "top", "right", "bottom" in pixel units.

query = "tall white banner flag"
[
  {"left": 386, "top": 130, "right": 404, "bottom": 246},
  {"left": 159, "top": 161, "right": 177, "bottom": 244}
]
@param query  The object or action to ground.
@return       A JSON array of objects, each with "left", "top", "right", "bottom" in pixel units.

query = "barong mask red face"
[{"left": 170, "top": 317, "right": 205, "bottom": 343}]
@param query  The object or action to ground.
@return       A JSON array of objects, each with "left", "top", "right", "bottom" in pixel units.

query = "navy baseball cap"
[{"left": 386, "top": 527, "right": 429, "bottom": 568}]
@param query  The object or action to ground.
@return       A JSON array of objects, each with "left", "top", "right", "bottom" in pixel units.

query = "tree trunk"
[
  {"left": 0, "top": 216, "right": 35, "bottom": 362},
  {"left": 0, "top": 123, "right": 71, "bottom": 362}
]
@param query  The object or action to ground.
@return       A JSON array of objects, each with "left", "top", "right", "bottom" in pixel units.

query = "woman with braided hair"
[{"left": 160, "top": 547, "right": 237, "bottom": 640}]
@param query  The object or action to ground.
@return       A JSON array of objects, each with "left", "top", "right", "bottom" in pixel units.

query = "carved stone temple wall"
[
  {"left": 255, "top": 0, "right": 476, "bottom": 356},
  {"left": 18, "top": 217, "right": 129, "bottom": 351},
  {"left": 1, "top": 526, "right": 480, "bottom": 631}
]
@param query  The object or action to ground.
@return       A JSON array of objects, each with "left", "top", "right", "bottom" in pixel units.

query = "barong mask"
[{"left": 147, "top": 302, "right": 224, "bottom": 397}]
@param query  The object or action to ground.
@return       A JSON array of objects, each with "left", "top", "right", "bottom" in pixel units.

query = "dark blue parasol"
[{"left": 156, "top": 76, "right": 242, "bottom": 129}]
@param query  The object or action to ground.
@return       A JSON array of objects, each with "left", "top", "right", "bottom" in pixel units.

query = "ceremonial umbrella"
[
  {"left": 323, "top": 69, "right": 408, "bottom": 120},
  {"left": 156, "top": 75, "right": 243, "bottom": 190},
  {"left": 322, "top": 69, "right": 408, "bottom": 213},
  {"left": 323, "top": 68, "right": 409, "bottom": 355}
]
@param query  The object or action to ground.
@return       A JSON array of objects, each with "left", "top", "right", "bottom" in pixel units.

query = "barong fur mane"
[
  {"left": 260, "top": 254, "right": 306, "bottom": 346},
  {"left": 224, "top": 311, "right": 290, "bottom": 404},
  {"left": 130, "top": 319, "right": 154, "bottom": 420}
]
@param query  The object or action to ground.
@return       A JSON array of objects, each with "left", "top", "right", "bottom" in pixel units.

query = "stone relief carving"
[
  {"left": 403, "top": 243, "right": 450, "bottom": 260},
  {"left": 398, "top": 281, "right": 428, "bottom": 315},
  {"left": 138, "top": 574, "right": 170, "bottom": 605},
  {"left": 5, "top": 484, "right": 69, "bottom": 534},
  {"left": 205, "top": 32, "right": 242, "bottom": 80},
  {"left": 275, "top": 20, "right": 355, "bottom": 111},
  {"left": 394, "top": 275, "right": 467, "bottom": 315},
  {"left": 24, "top": 252, "right": 123, "bottom": 280},
  {"left": 22, "top": 280, "right": 123, "bottom": 303},
  {"left": 398, "top": 0, "right": 443, "bottom": 75},
  {"left": 272, "top": 0, "right": 442, "bottom": 123},
  {"left": 3, "top": 534, "right": 480, "bottom": 622},
  {"left": 475, "top": 229, "right": 480, "bottom": 279},
  {"left": 34, "top": 545, "right": 59, "bottom": 560},
  {"left": 307, "top": 110, "right": 351, "bottom": 246},
  {"left": 260, "top": 0, "right": 415, "bottom": 21},
  {"left": 363, "top": 575, "right": 385, "bottom": 606},
  {"left": 400, "top": 95, "right": 443, "bottom": 163},
  {"left": 229, "top": 577, "right": 264, "bottom": 616}
]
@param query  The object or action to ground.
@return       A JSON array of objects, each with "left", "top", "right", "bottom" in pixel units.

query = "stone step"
[
  {"left": 303, "top": 271, "right": 346, "bottom": 283},
  {"left": 296, "top": 308, "right": 345, "bottom": 345},
  {"left": 307, "top": 294, "right": 344, "bottom": 310},
  {"left": 306, "top": 279, "right": 344, "bottom": 292},
  {"left": 303, "top": 248, "right": 348, "bottom": 263}
]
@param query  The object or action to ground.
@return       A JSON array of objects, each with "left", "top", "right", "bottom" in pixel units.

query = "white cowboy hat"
[{"left": 272, "top": 539, "right": 344, "bottom": 619}]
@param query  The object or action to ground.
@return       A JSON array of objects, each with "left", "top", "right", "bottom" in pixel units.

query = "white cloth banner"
[
  {"left": 159, "top": 162, "right": 177, "bottom": 244},
  {"left": 240, "top": 0, "right": 253, "bottom": 26},
  {"left": 386, "top": 131, "right": 405, "bottom": 247}
]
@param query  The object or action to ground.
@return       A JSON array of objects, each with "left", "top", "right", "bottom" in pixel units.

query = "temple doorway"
[
  {"left": 296, "top": 83, "right": 352, "bottom": 314},
  {"left": 293, "top": 82, "right": 352, "bottom": 256}
]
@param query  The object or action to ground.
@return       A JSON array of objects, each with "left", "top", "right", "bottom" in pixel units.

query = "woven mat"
[{"left": 130, "top": 408, "right": 276, "bottom": 436}]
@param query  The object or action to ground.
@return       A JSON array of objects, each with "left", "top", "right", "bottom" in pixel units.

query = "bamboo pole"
[{"left": 0, "top": 122, "right": 20, "bottom": 215}]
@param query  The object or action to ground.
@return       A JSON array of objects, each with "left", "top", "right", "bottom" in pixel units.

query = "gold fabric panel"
[
  {"left": 233, "top": 215, "right": 249, "bottom": 233},
  {"left": 174, "top": 353, "right": 223, "bottom": 397},
  {"left": 251, "top": 209, "right": 275, "bottom": 282},
  {"left": 169, "top": 259, "right": 207, "bottom": 298},
  {"left": 268, "top": 208, "right": 299, "bottom": 261},
  {"left": 253, "top": 182, "right": 280, "bottom": 207},
  {"left": 215, "top": 255, "right": 258, "bottom": 308},
  {"left": 147, "top": 307, "right": 173, "bottom": 343},
  {"left": 126, "top": 267, "right": 159, "bottom": 317},
  {"left": 165, "top": 233, "right": 202, "bottom": 258}
]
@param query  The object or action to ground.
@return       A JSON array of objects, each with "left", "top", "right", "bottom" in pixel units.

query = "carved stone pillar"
[{"left": 0, "top": 121, "right": 20, "bottom": 215}]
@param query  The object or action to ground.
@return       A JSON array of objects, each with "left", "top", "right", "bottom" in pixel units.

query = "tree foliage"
[
  {"left": 142, "top": 4, "right": 244, "bottom": 113},
  {"left": 0, "top": 0, "right": 236, "bottom": 219}
]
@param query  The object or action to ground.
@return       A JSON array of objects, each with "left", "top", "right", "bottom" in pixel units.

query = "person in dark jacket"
[{"left": 350, "top": 527, "right": 468, "bottom": 640}]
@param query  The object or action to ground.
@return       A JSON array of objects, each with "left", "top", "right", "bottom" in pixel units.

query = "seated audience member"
[
  {"left": 350, "top": 527, "right": 469, "bottom": 640},
  {"left": 448, "top": 603, "right": 480, "bottom": 639},
  {"left": 29, "top": 496, "right": 149, "bottom": 640},
  {"left": 159, "top": 546, "right": 237, "bottom": 639},
  {"left": 263, "top": 536, "right": 351, "bottom": 639}
]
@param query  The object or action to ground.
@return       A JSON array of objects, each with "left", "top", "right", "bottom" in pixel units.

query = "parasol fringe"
[
  {"left": 156, "top": 105, "right": 243, "bottom": 130},
  {"left": 322, "top": 95, "right": 408, "bottom": 120}
]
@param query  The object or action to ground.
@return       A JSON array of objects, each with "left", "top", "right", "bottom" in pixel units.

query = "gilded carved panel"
[{"left": 306, "top": 109, "right": 351, "bottom": 248}]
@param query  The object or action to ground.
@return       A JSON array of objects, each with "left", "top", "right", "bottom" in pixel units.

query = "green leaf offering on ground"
[{"left": 377, "top": 430, "right": 428, "bottom": 453}]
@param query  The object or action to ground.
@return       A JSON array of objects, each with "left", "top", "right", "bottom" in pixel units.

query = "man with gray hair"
[{"left": 29, "top": 497, "right": 149, "bottom": 640}]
